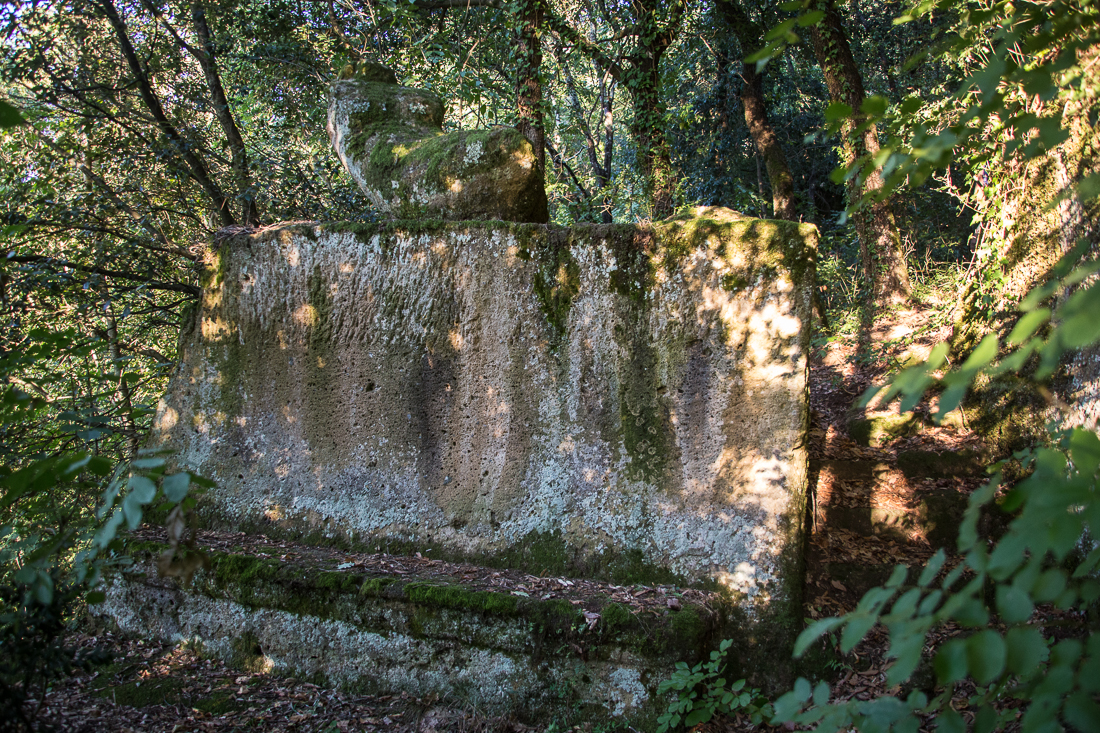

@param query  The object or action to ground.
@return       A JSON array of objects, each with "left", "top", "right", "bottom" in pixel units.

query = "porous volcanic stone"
[
  {"left": 327, "top": 73, "right": 548, "bottom": 222},
  {"left": 153, "top": 208, "right": 815, "bottom": 626}
]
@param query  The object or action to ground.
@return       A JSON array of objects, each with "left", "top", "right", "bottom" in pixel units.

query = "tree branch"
[
  {"left": 545, "top": 138, "right": 591, "bottom": 201},
  {"left": 411, "top": 0, "right": 499, "bottom": 8},
  {"left": 542, "top": 5, "right": 625, "bottom": 81},
  {"left": 191, "top": 1, "right": 262, "bottom": 226},
  {"left": 95, "top": 0, "right": 237, "bottom": 227},
  {"left": 4, "top": 254, "right": 199, "bottom": 296}
]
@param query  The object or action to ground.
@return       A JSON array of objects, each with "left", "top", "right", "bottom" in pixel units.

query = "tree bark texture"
[
  {"left": 810, "top": 0, "right": 910, "bottom": 304},
  {"left": 514, "top": 0, "right": 545, "bottom": 174},
  {"left": 717, "top": 0, "right": 798, "bottom": 222}
]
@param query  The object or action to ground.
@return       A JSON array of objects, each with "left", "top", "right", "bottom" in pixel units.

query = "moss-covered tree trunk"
[
  {"left": 717, "top": 0, "right": 797, "bottom": 222},
  {"left": 514, "top": 0, "right": 545, "bottom": 174},
  {"left": 542, "top": 0, "right": 682, "bottom": 220},
  {"left": 810, "top": 0, "right": 910, "bottom": 305},
  {"left": 626, "top": 54, "right": 675, "bottom": 219}
]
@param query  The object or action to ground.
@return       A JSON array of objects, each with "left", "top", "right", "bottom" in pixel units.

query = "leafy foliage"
[
  {"left": 773, "top": 268, "right": 1100, "bottom": 728},
  {"left": 656, "top": 639, "right": 771, "bottom": 732},
  {"left": 755, "top": 2, "right": 1100, "bottom": 731}
]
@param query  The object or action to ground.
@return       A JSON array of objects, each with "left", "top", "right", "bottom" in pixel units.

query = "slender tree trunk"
[
  {"left": 514, "top": 0, "right": 545, "bottom": 173},
  {"left": 97, "top": 0, "right": 237, "bottom": 227},
  {"left": 102, "top": 294, "right": 139, "bottom": 459},
  {"left": 810, "top": 0, "right": 910, "bottom": 305},
  {"left": 542, "top": 0, "right": 681, "bottom": 219},
  {"left": 598, "top": 71, "right": 615, "bottom": 223},
  {"left": 717, "top": 0, "right": 798, "bottom": 221},
  {"left": 191, "top": 2, "right": 262, "bottom": 227}
]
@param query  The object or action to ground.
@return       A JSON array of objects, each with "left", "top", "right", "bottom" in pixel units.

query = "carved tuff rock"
[{"left": 327, "top": 63, "right": 549, "bottom": 222}]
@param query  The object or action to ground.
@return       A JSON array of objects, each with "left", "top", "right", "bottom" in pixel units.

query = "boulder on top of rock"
[{"left": 327, "top": 63, "right": 549, "bottom": 223}]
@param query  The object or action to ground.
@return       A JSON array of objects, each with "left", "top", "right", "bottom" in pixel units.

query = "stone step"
[{"left": 100, "top": 532, "right": 736, "bottom": 727}]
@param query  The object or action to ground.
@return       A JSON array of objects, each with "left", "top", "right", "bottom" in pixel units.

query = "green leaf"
[
  {"left": 973, "top": 705, "right": 998, "bottom": 733},
  {"left": 995, "top": 584, "right": 1034, "bottom": 623},
  {"left": 162, "top": 472, "right": 190, "bottom": 503},
  {"left": 812, "top": 681, "right": 829, "bottom": 706},
  {"left": 886, "top": 624, "right": 926, "bottom": 686},
  {"left": 793, "top": 677, "right": 811, "bottom": 702},
  {"left": 861, "top": 95, "right": 889, "bottom": 117},
  {"left": 959, "top": 333, "right": 998, "bottom": 372},
  {"left": 1055, "top": 284, "right": 1100, "bottom": 348},
  {"left": 1077, "top": 172, "right": 1100, "bottom": 202},
  {"left": 128, "top": 475, "right": 157, "bottom": 504},
  {"left": 841, "top": 612, "right": 876, "bottom": 653},
  {"left": 131, "top": 457, "right": 166, "bottom": 470},
  {"left": 122, "top": 493, "right": 144, "bottom": 530},
  {"left": 1069, "top": 428, "right": 1100, "bottom": 476},
  {"left": 936, "top": 708, "right": 965, "bottom": 733},
  {"left": 86, "top": 590, "right": 107, "bottom": 605},
  {"left": 1006, "top": 308, "right": 1050, "bottom": 345},
  {"left": 0, "top": 100, "right": 25, "bottom": 128},
  {"left": 825, "top": 102, "right": 854, "bottom": 123},
  {"left": 919, "top": 549, "right": 946, "bottom": 587},
  {"left": 1034, "top": 116, "right": 1068, "bottom": 151},
  {"left": 886, "top": 564, "right": 908, "bottom": 588},
  {"left": 771, "top": 690, "right": 802, "bottom": 722},
  {"left": 684, "top": 707, "right": 713, "bottom": 727},
  {"left": 1065, "top": 693, "right": 1100, "bottom": 733},
  {"left": 966, "top": 629, "right": 1006, "bottom": 684},
  {"left": 1005, "top": 627, "right": 1048, "bottom": 675},
  {"left": 796, "top": 9, "right": 824, "bottom": 26},
  {"left": 764, "top": 18, "right": 797, "bottom": 41},
  {"left": 794, "top": 617, "right": 843, "bottom": 657},
  {"left": 34, "top": 579, "right": 53, "bottom": 605}
]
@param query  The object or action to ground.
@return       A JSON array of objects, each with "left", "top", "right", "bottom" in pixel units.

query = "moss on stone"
[
  {"left": 614, "top": 318, "right": 673, "bottom": 483},
  {"left": 404, "top": 582, "right": 520, "bottom": 616},
  {"left": 848, "top": 413, "right": 921, "bottom": 447},
  {"left": 599, "top": 602, "right": 636, "bottom": 632},
  {"left": 91, "top": 668, "right": 242, "bottom": 714},
  {"left": 359, "top": 577, "right": 397, "bottom": 597},
  {"left": 668, "top": 606, "right": 706, "bottom": 649},
  {"left": 529, "top": 231, "right": 580, "bottom": 340}
]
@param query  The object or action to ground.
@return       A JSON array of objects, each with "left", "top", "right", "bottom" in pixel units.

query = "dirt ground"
[{"left": 30, "top": 303, "right": 1009, "bottom": 732}]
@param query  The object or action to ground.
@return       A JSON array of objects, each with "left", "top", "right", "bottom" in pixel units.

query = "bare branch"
[{"left": 4, "top": 254, "right": 200, "bottom": 297}]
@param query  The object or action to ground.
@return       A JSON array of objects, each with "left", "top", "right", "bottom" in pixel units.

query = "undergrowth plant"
[
  {"left": 656, "top": 639, "right": 770, "bottom": 732},
  {"left": 774, "top": 239, "right": 1100, "bottom": 731}
]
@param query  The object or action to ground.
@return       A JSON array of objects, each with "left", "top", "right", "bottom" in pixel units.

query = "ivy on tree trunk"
[
  {"left": 810, "top": 0, "right": 910, "bottom": 306},
  {"left": 513, "top": 0, "right": 545, "bottom": 174}
]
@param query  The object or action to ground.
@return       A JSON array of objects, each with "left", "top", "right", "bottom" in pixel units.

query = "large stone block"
[{"left": 154, "top": 207, "right": 815, "bottom": 623}]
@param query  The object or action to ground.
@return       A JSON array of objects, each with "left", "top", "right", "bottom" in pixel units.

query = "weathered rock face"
[
  {"left": 155, "top": 207, "right": 814, "bottom": 621},
  {"left": 327, "top": 66, "right": 548, "bottom": 222}
]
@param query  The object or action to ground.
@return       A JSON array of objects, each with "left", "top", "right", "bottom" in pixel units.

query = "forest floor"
[{"left": 34, "top": 301, "right": 992, "bottom": 732}]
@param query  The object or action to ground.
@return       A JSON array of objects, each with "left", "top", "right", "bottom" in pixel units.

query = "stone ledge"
[{"left": 102, "top": 531, "right": 733, "bottom": 725}]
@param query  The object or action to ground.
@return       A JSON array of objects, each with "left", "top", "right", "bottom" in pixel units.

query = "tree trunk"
[
  {"left": 598, "top": 71, "right": 615, "bottom": 223},
  {"left": 192, "top": 2, "right": 262, "bottom": 227},
  {"left": 541, "top": 0, "right": 682, "bottom": 220},
  {"left": 717, "top": 0, "right": 798, "bottom": 221},
  {"left": 97, "top": 0, "right": 237, "bottom": 227},
  {"left": 514, "top": 0, "right": 545, "bottom": 174},
  {"left": 630, "top": 4, "right": 676, "bottom": 219},
  {"left": 810, "top": 0, "right": 910, "bottom": 305}
]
